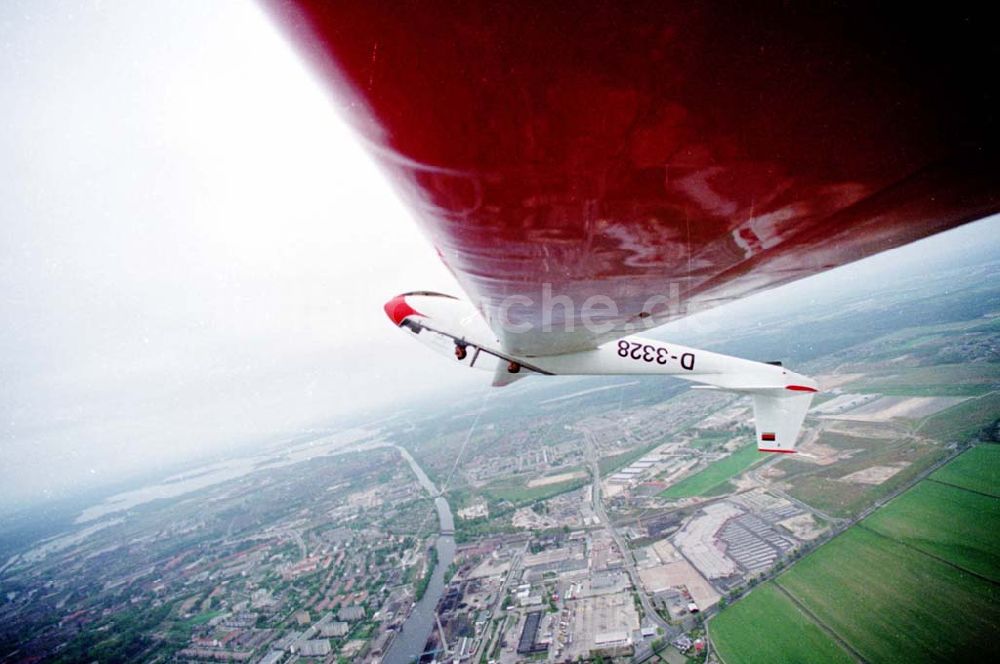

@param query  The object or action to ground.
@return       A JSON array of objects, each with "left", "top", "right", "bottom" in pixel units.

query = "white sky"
[
  {"left": 0, "top": 0, "right": 482, "bottom": 509},
  {"left": 0, "top": 1, "right": 997, "bottom": 511}
]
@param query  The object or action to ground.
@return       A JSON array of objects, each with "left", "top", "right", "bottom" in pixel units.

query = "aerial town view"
[
  {"left": 3, "top": 1, "right": 999, "bottom": 662},
  {"left": 1, "top": 240, "right": 997, "bottom": 664}
]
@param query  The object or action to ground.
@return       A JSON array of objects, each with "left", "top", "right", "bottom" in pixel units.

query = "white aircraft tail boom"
[{"left": 385, "top": 292, "right": 818, "bottom": 452}]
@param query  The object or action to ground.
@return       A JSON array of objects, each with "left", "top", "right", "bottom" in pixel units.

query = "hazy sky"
[
  {"left": 1, "top": 1, "right": 997, "bottom": 511},
  {"left": 0, "top": 0, "right": 476, "bottom": 509}
]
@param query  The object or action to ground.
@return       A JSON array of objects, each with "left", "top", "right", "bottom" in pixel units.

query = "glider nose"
[{"left": 384, "top": 294, "right": 421, "bottom": 326}]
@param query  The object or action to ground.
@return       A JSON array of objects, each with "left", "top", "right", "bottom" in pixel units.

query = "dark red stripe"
[
  {"left": 786, "top": 385, "right": 818, "bottom": 392},
  {"left": 759, "top": 448, "right": 797, "bottom": 454}
]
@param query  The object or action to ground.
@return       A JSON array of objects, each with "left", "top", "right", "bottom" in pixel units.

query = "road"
[
  {"left": 583, "top": 432, "right": 674, "bottom": 642},
  {"left": 472, "top": 545, "right": 526, "bottom": 663}
]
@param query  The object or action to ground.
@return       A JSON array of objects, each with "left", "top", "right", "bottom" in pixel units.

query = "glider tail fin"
[
  {"left": 751, "top": 390, "right": 814, "bottom": 454},
  {"left": 687, "top": 371, "right": 817, "bottom": 453}
]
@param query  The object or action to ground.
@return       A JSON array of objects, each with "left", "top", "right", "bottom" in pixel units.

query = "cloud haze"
[
  {"left": 0, "top": 0, "right": 479, "bottom": 508},
  {"left": 0, "top": 1, "right": 997, "bottom": 511}
]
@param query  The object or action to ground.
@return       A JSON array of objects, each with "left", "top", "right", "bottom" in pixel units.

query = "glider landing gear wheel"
[
  {"left": 454, "top": 343, "right": 468, "bottom": 361},
  {"left": 507, "top": 361, "right": 521, "bottom": 374}
]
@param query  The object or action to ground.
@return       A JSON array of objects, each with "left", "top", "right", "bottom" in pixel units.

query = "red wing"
[{"left": 262, "top": 1, "right": 1000, "bottom": 355}]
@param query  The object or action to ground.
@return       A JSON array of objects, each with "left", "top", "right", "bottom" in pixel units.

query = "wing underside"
[{"left": 264, "top": 1, "right": 1000, "bottom": 355}]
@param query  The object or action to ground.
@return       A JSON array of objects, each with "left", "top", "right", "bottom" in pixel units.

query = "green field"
[
  {"left": 710, "top": 583, "right": 853, "bottom": 664},
  {"left": 687, "top": 430, "right": 732, "bottom": 451},
  {"left": 482, "top": 473, "right": 587, "bottom": 506},
  {"left": 710, "top": 445, "right": 1000, "bottom": 664},
  {"left": 919, "top": 391, "right": 1000, "bottom": 441},
  {"left": 777, "top": 527, "right": 1000, "bottom": 664},
  {"left": 929, "top": 444, "right": 1000, "bottom": 497},
  {"left": 856, "top": 363, "right": 999, "bottom": 397},
  {"left": 177, "top": 609, "right": 223, "bottom": 629},
  {"left": 814, "top": 432, "right": 881, "bottom": 451},
  {"left": 856, "top": 384, "right": 990, "bottom": 397},
  {"left": 660, "top": 444, "right": 763, "bottom": 499},
  {"left": 863, "top": 479, "right": 1000, "bottom": 582},
  {"left": 782, "top": 438, "right": 947, "bottom": 517},
  {"left": 598, "top": 442, "right": 660, "bottom": 476}
]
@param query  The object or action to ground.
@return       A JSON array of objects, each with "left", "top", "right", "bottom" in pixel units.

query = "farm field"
[
  {"left": 855, "top": 362, "right": 1000, "bottom": 397},
  {"left": 777, "top": 527, "right": 1000, "bottom": 664},
  {"left": 687, "top": 430, "right": 732, "bottom": 451},
  {"left": 918, "top": 391, "right": 1000, "bottom": 441},
  {"left": 929, "top": 443, "right": 1000, "bottom": 497},
  {"left": 709, "top": 583, "right": 853, "bottom": 664},
  {"left": 481, "top": 474, "right": 587, "bottom": 506},
  {"left": 863, "top": 479, "right": 1000, "bottom": 582},
  {"left": 598, "top": 441, "right": 661, "bottom": 476},
  {"left": 781, "top": 437, "right": 946, "bottom": 517},
  {"left": 710, "top": 445, "right": 1000, "bottom": 664},
  {"left": 659, "top": 443, "right": 762, "bottom": 499},
  {"left": 815, "top": 431, "right": 884, "bottom": 450}
]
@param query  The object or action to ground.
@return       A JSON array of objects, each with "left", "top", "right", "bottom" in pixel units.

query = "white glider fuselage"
[{"left": 385, "top": 292, "right": 817, "bottom": 453}]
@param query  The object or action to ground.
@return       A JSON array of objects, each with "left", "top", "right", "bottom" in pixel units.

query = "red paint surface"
[
  {"left": 785, "top": 385, "right": 819, "bottom": 393},
  {"left": 383, "top": 295, "right": 421, "bottom": 326},
  {"left": 265, "top": 1, "right": 1000, "bottom": 354},
  {"left": 759, "top": 448, "right": 796, "bottom": 454}
]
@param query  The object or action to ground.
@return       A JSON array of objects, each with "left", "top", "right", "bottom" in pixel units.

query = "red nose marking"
[{"left": 384, "top": 295, "right": 423, "bottom": 326}]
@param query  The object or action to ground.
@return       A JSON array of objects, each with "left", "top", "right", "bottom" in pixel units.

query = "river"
[{"left": 383, "top": 448, "right": 455, "bottom": 664}]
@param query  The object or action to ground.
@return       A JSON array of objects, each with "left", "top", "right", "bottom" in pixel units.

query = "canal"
[{"left": 383, "top": 448, "right": 455, "bottom": 664}]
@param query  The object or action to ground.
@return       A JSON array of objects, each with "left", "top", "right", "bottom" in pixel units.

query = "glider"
[{"left": 263, "top": 1, "right": 1000, "bottom": 452}]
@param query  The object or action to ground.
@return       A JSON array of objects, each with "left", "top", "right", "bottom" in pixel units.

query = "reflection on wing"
[{"left": 266, "top": 1, "right": 1000, "bottom": 355}]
